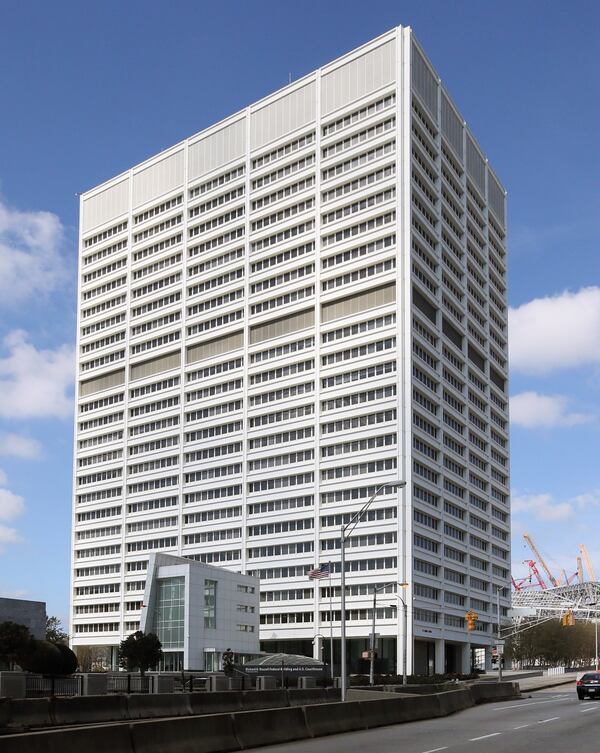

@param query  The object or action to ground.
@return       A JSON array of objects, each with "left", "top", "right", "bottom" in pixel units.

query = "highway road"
[{"left": 243, "top": 686, "right": 599, "bottom": 753}]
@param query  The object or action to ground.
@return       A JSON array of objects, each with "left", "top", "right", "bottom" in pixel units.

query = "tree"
[
  {"left": 54, "top": 643, "right": 78, "bottom": 674},
  {"left": 46, "top": 616, "right": 68, "bottom": 644},
  {"left": 506, "top": 618, "right": 597, "bottom": 668},
  {"left": 0, "top": 621, "right": 33, "bottom": 669},
  {"left": 118, "top": 631, "right": 162, "bottom": 677},
  {"left": 20, "top": 640, "right": 63, "bottom": 674}
]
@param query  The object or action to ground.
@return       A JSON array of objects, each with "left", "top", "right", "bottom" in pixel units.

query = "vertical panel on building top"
[
  {"left": 250, "top": 81, "right": 316, "bottom": 150},
  {"left": 82, "top": 177, "right": 130, "bottom": 232},
  {"left": 441, "top": 91, "right": 464, "bottom": 163},
  {"left": 132, "top": 150, "right": 184, "bottom": 208},
  {"left": 487, "top": 170, "right": 505, "bottom": 227},
  {"left": 466, "top": 134, "right": 486, "bottom": 197},
  {"left": 411, "top": 43, "right": 438, "bottom": 121},
  {"left": 188, "top": 117, "right": 246, "bottom": 181},
  {"left": 321, "top": 38, "right": 396, "bottom": 115}
]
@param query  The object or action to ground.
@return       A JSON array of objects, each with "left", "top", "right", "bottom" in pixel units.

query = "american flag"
[{"left": 308, "top": 563, "right": 331, "bottom": 580}]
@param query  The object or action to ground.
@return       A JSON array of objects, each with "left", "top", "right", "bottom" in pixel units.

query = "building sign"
[{"left": 236, "top": 664, "right": 326, "bottom": 677}]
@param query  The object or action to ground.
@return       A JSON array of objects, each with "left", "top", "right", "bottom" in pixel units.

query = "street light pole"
[
  {"left": 496, "top": 586, "right": 503, "bottom": 683},
  {"left": 369, "top": 582, "right": 396, "bottom": 686},
  {"left": 340, "top": 480, "right": 406, "bottom": 702},
  {"left": 395, "top": 589, "right": 409, "bottom": 685},
  {"left": 595, "top": 618, "right": 598, "bottom": 671}
]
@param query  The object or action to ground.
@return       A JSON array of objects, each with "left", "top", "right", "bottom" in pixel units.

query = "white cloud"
[
  {"left": 0, "top": 487, "right": 25, "bottom": 521},
  {"left": 509, "top": 287, "right": 600, "bottom": 374},
  {"left": 0, "top": 485, "right": 25, "bottom": 553},
  {"left": 0, "top": 524, "right": 22, "bottom": 550},
  {"left": 0, "top": 433, "right": 42, "bottom": 459},
  {"left": 510, "top": 391, "right": 593, "bottom": 428},
  {"left": 0, "top": 330, "right": 74, "bottom": 419},
  {"left": 512, "top": 492, "right": 574, "bottom": 522},
  {"left": 571, "top": 489, "right": 600, "bottom": 508},
  {"left": 0, "top": 195, "right": 66, "bottom": 305}
]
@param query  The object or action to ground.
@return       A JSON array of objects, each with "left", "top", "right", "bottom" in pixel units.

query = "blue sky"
[{"left": 1, "top": 0, "right": 599, "bottom": 621}]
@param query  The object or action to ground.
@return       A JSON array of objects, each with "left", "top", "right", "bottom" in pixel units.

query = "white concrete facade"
[{"left": 71, "top": 26, "right": 510, "bottom": 675}]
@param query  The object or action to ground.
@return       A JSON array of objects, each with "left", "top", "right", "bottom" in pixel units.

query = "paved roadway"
[{"left": 243, "top": 685, "right": 600, "bottom": 753}]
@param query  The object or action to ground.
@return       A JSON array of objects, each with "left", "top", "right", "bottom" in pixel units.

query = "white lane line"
[
  {"left": 469, "top": 733, "right": 502, "bottom": 741},
  {"left": 581, "top": 707, "right": 599, "bottom": 712},
  {"left": 492, "top": 698, "right": 567, "bottom": 710},
  {"left": 537, "top": 717, "right": 560, "bottom": 724},
  {"left": 514, "top": 724, "right": 530, "bottom": 729},
  {"left": 421, "top": 748, "right": 448, "bottom": 753}
]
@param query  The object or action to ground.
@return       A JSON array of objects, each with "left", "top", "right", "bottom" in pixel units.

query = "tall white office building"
[{"left": 71, "top": 26, "right": 510, "bottom": 675}]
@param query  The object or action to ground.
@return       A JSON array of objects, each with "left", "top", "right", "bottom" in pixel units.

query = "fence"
[
  {"left": 25, "top": 675, "right": 83, "bottom": 697},
  {"left": 107, "top": 673, "right": 155, "bottom": 694},
  {"left": 547, "top": 667, "right": 566, "bottom": 676}
]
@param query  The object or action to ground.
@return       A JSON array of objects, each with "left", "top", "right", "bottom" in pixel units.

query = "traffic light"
[
  {"left": 465, "top": 609, "right": 478, "bottom": 631},
  {"left": 561, "top": 609, "right": 575, "bottom": 627}
]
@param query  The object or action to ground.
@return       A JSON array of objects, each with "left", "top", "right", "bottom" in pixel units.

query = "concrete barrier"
[
  {"left": 359, "top": 696, "right": 412, "bottom": 728},
  {"left": 233, "top": 706, "right": 309, "bottom": 748},
  {"left": 240, "top": 689, "right": 288, "bottom": 711},
  {"left": 130, "top": 713, "right": 240, "bottom": 753},
  {"left": 360, "top": 694, "right": 442, "bottom": 728},
  {"left": 126, "top": 692, "right": 192, "bottom": 719},
  {"left": 0, "top": 724, "right": 133, "bottom": 753},
  {"left": 470, "top": 681, "right": 520, "bottom": 703},
  {"left": 0, "top": 697, "right": 10, "bottom": 729},
  {"left": 189, "top": 691, "right": 243, "bottom": 715},
  {"left": 286, "top": 688, "right": 330, "bottom": 707},
  {"left": 52, "top": 694, "right": 128, "bottom": 725},
  {"left": 5, "top": 698, "right": 52, "bottom": 730},
  {"left": 325, "top": 687, "right": 342, "bottom": 702},
  {"left": 437, "top": 689, "right": 474, "bottom": 716},
  {"left": 304, "top": 700, "right": 366, "bottom": 736}
]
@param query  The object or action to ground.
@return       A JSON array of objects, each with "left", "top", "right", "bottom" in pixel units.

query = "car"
[{"left": 577, "top": 671, "right": 600, "bottom": 700}]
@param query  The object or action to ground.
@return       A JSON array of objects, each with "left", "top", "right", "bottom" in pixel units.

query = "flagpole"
[{"left": 329, "top": 561, "right": 333, "bottom": 680}]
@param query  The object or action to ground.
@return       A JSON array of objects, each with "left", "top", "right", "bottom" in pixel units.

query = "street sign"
[{"left": 495, "top": 643, "right": 505, "bottom": 656}]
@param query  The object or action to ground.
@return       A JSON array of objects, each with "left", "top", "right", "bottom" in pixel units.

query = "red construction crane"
[{"left": 523, "top": 533, "right": 559, "bottom": 588}]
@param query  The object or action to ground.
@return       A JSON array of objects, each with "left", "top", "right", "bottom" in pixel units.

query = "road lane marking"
[
  {"left": 537, "top": 717, "right": 560, "bottom": 723},
  {"left": 514, "top": 724, "right": 530, "bottom": 729},
  {"left": 421, "top": 748, "right": 448, "bottom": 753},
  {"left": 492, "top": 698, "right": 569, "bottom": 710},
  {"left": 581, "top": 707, "right": 599, "bottom": 712},
  {"left": 469, "top": 733, "right": 501, "bottom": 741}
]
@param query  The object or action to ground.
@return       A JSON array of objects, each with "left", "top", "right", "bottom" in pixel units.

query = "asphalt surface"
[{"left": 242, "top": 685, "right": 599, "bottom": 753}]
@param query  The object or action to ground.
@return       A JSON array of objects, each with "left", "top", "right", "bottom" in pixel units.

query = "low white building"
[{"left": 139, "top": 553, "right": 259, "bottom": 670}]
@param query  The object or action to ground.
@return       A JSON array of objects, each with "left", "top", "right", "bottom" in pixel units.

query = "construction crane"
[
  {"left": 581, "top": 544, "right": 596, "bottom": 582},
  {"left": 577, "top": 556, "right": 585, "bottom": 584},
  {"left": 523, "top": 533, "right": 559, "bottom": 588}
]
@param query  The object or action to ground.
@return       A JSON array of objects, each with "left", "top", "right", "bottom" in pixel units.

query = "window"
[
  {"left": 154, "top": 577, "right": 185, "bottom": 649},
  {"left": 202, "top": 579, "right": 217, "bottom": 629}
]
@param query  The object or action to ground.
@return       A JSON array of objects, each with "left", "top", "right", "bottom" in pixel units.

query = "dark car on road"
[{"left": 577, "top": 671, "right": 600, "bottom": 699}]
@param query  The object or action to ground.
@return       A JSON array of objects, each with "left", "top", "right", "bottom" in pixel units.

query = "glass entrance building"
[{"left": 139, "top": 553, "right": 259, "bottom": 670}]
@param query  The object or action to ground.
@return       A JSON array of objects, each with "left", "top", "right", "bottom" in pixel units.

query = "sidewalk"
[{"left": 517, "top": 674, "right": 575, "bottom": 692}]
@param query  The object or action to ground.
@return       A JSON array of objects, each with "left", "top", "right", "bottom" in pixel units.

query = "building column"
[
  {"left": 461, "top": 642, "right": 471, "bottom": 674},
  {"left": 485, "top": 645, "right": 493, "bottom": 671},
  {"left": 434, "top": 638, "right": 445, "bottom": 675}
]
